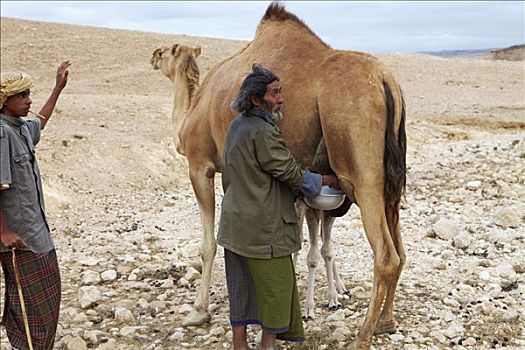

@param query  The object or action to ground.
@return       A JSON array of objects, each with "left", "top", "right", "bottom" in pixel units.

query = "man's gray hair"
[{"left": 230, "top": 64, "right": 279, "bottom": 113}]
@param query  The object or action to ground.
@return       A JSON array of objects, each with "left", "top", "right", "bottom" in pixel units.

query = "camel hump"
[
  {"left": 259, "top": 2, "right": 330, "bottom": 49},
  {"left": 263, "top": 2, "right": 301, "bottom": 23}
]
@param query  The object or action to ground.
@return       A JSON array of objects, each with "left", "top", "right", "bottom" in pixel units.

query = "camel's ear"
[
  {"left": 171, "top": 44, "right": 180, "bottom": 56},
  {"left": 152, "top": 48, "right": 162, "bottom": 57},
  {"left": 194, "top": 46, "right": 202, "bottom": 58}
]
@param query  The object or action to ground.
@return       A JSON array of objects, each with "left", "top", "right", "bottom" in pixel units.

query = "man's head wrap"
[
  {"left": 230, "top": 64, "right": 279, "bottom": 113},
  {"left": 0, "top": 72, "right": 33, "bottom": 109}
]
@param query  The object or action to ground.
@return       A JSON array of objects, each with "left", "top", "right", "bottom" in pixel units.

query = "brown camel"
[
  {"left": 151, "top": 42, "right": 350, "bottom": 321},
  {"left": 151, "top": 3, "right": 406, "bottom": 349}
]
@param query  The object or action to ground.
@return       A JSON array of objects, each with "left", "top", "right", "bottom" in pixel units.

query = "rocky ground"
[{"left": 1, "top": 17, "right": 524, "bottom": 350}]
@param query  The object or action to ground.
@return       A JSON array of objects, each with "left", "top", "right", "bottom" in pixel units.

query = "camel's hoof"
[
  {"left": 302, "top": 309, "right": 316, "bottom": 321},
  {"left": 374, "top": 320, "right": 397, "bottom": 335},
  {"left": 328, "top": 303, "right": 342, "bottom": 311},
  {"left": 182, "top": 309, "right": 210, "bottom": 327},
  {"left": 302, "top": 315, "right": 314, "bottom": 322},
  {"left": 328, "top": 299, "right": 342, "bottom": 310}
]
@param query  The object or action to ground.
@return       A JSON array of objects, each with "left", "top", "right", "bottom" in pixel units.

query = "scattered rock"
[
  {"left": 78, "top": 286, "right": 102, "bottom": 309},
  {"left": 433, "top": 218, "right": 460, "bottom": 240}
]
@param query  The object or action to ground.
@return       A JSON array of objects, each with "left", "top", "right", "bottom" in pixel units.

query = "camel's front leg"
[
  {"left": 183, "top": 163, "right": 216, "bottom": 326},
  {"left": 303, "top": 207, "right": 322, "bottom": 321},
  {"left": 320, "top": 214, "right": 341, "bottom": 310},
  {"left": 293, "top": 200, "right": 307, "bottom": 268}
]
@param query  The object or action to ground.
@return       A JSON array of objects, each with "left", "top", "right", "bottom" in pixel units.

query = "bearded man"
[
  {"left": 0, "top": 61, "right": 70, "bottom": 350},
  {"left": 217, "top": 64, "right": 338, "bottom": 350}
]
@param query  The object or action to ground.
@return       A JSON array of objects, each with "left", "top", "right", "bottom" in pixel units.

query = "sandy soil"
[{"left": 1, "top": 16, "right": 524, "bottom": 350}]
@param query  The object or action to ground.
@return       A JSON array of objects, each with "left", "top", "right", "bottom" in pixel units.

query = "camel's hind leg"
[
  {"left": 182, "top": 163, "right": 217, "bottom": 326},
  {"left": 346, "top": 184, "right": 401, "bottom": 350},
  {"left": 320, "top": 213, "right": 342, "bottom": 310},
  {"left": 303, "top": 207, "right": 322, "bottom": 321},
  {"left": 374, "top": 204, "right": 405, "bottom": 335}
]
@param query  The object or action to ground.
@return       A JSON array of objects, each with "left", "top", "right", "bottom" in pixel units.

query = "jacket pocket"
[{"left": 283, "top": 211, "right": 298, "bottom": 224}]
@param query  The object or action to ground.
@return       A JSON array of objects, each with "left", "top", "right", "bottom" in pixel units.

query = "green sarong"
[{"left": 245, "top": 254, "right": 304, "bottom": 341}]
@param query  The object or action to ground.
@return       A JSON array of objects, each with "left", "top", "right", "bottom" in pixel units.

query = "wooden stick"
[
  {"left": 28, "top": 110, "right": 46, "bottom": 121},
  {"left": 11, "top": 248, "right": 34, "bottom": 350}
]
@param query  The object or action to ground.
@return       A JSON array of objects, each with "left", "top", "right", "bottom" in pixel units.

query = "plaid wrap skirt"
[
  {"left": 224, "top": 249, "right": 304, "bottom": 342},
  {"left": 0, "top": 249, "right": 61, "bottom": 350}
]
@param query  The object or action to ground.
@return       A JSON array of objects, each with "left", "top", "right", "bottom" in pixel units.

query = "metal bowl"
[{"left": 304, "top": 186, "right": 345, "bottom": 210}]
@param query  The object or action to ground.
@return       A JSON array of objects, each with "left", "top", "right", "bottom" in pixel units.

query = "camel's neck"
[{"left": 170, "top": 74, "right": 192, "bottom": 127}]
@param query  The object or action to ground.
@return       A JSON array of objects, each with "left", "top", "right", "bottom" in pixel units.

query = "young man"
[
  {"left": 0, "top": 61, "right": 71, "bottom": 350},
  {"left": 217, "top": 64, "right": 338, "bottom": 350}
]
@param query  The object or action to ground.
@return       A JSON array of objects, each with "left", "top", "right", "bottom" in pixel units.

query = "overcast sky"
[{"left": 1, "top": 1, "right": 524, "bottom": 53}]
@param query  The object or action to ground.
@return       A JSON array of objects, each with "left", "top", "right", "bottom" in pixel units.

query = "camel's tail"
[{"left": 383, "top": 81, "right": 407, "bottom": 226}]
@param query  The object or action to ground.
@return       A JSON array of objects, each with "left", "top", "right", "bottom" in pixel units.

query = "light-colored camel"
[
  {"left": 294, "top": 201, "right": 349, "bottom": 320},
  {"left": 151, "top": 3, "right": 406, "bottom": 349}
]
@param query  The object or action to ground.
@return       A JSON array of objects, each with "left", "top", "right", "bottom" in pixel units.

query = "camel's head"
[{"left": 150, "top": 44, "right": 202, "bottom": 81}]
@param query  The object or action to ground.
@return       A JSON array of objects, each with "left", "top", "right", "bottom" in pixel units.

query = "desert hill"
[{"left": 1, "top": 16, "right": 524, "bottom": 350}]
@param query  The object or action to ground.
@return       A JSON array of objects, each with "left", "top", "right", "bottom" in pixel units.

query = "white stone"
[
  {"left": 453, "top": 233, "right": 471, "bottom": 249},
  {"left": 442, "top": 310, "right": 456, "bottom": 322},
  {"left": 463, "top": 207, "right": 480, "bottom": 221},
  {"left": 479, "top": 270, "right": 491, "bottom": 281},
  {"left": 78, "top": 286, "right": 102, "bottom": 309},
  {"left": 101, "top": 269, "right": 118, "bottom": 281},
  {"left": 210, "top": 326, "right": 226, "bottom": 337},
  {"left": 79, "top": 257, "right": 100, "bottom": 266},
  {"left": 161, "top": 279, "right": 174, "bottom": 288},
  {"left": 493, "top": 208, "right": 519, "bottom": 228},
  {"left": 63, "top": 335, "right": 87, "bottom": 350},
  {"left": 169, "top": 331, "right": 185, "bottom": 341},
  {"left": 444, "top": 322, "right": 464, "bottom": 338},
  {"left": 466, "top": 180, "right": 481, "bottom": 190},
  {"left": 96, "top": 339, "right": 117, "bottom": 350},
  {"left": 119, "top": 326, "right": 139, "bottom": 337},
  {"left": 326, "top": 308, "right": 346, "bottom": 322},
  {"left": 184, "top": 267, "right": 201, "bottom": 281},
  {"left": 443, "top": 297, "right": 460, "bottom": 308},
  {"left": 114, "top": 307, "right": 135, "bottom": 323},
  {"left": 463, "top": 337, "right": 477, "bottom": 346},
  {"left": 389, "top": 334, "right": 405, "bottom": 342},
  {"left": 81, "top": 270, "right": 101, "bottom": 285},
  {"left": 429, "top": 330, "right": 446, "bottom": 343},
  {"left": 495, "top": 263, "right": 515, "bottom": 278},
  {"left": 179, "top": 304, "right": 193, "bottom": 315},
  {"left": 433, "top": 218, "right": 460, "bottom": 240},
  {"left": 181, "top": 242, "right": 200, "bottom": 259}
]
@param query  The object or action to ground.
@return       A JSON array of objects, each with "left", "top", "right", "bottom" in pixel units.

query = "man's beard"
[{"left": 262, "top": 102, "right": 283, "bottom": 122}]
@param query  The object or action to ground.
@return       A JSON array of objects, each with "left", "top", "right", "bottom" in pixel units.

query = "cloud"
[{"left": 1, "top": 1, "right": 523, "bottom": 52}]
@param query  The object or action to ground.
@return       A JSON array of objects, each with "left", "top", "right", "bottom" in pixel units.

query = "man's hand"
[
  {"left": 322, "top": 174, "right": 340, "bottom": 189},
  {"left": 0, "top": 229, "right": 28, "bottom": 249},
  {"left": 55, "top": 60, "right": 71, "bottom": 91}
]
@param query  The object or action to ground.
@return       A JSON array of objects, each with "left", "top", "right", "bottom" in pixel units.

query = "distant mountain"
[
  {"left": 420, "top": 48, "right": 491, "bottom": 58},
  {"left": 422, "top": 44, "right": 525, "bottom": 60}
]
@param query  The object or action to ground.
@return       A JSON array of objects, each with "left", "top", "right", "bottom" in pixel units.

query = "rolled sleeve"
[
  {"left": 301, "top": 170, "right": 322, "bottom": 197},
  {"left": 0, "top": 123, "right": 12, "bottom": 188},
  {"left": 25, "top": 118, "right": 41, "bottom": 146}
]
